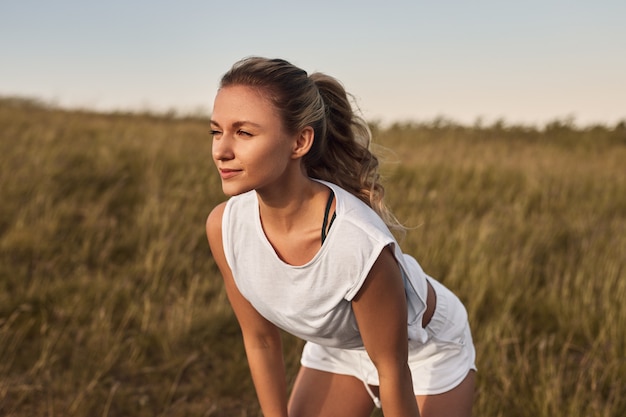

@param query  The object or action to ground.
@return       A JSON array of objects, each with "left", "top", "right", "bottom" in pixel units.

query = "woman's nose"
[{"left": 212, "top": 135, "right": 234, "bottom": 161}]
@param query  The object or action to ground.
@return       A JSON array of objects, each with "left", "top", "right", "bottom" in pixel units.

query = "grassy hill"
[{"left": 1, "top": 97, "right": 624, "bottom": 416}]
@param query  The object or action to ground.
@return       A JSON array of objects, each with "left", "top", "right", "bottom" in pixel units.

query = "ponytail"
[{"left": 306, "top": 73, "right": 404, "bottom": 233}]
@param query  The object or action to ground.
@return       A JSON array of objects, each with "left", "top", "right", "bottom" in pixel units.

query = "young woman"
[{"left": 206, "top": 57, "right": 476, "bottom": 417}]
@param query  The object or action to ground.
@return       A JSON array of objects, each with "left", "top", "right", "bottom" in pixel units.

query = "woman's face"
[{"left": 210, "top": 85, "right": 298, "bottom": 196}]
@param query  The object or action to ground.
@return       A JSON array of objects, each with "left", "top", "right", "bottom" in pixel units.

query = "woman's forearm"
[
  {"left": 243, "top": 335, "right": 289, "bottom": 417},
  {"left": 378, "top": 364, "right": 420, "bottom": 417}
]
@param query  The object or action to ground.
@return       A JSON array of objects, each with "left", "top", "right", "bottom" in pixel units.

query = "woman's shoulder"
[
  {"left": 206, "top": 201, "right": 228, "bottom": 242},
  {"left": 314, "top": 179, "right": 364, "bottom": 209},
  {"left": 206, "top": 192, "right": 256, "bottom": 238},
  {"left": 317, "top": 180, "right": 393, "bottom": 239}
]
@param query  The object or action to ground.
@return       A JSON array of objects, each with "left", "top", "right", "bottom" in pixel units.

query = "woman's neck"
[{"left": 257, "top": 176, "right": 325, "bottom": 232}]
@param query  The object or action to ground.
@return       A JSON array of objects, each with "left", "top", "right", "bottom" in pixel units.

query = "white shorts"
[{"left": 300, "top": 277, "right": 477, "bottom": 396}]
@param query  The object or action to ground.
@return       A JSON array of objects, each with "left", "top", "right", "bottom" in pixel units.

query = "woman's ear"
[{"left": 291, "top": 126, "right": 315, "bottom": 159}]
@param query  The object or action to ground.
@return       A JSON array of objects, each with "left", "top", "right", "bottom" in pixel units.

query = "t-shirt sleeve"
[{"left": 343, "top": 240, "right": 394, "bottom": 301}]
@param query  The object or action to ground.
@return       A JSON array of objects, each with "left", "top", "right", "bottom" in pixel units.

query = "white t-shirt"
[{"left": 222, "top": 179, "right": 431, "bottom": 349}]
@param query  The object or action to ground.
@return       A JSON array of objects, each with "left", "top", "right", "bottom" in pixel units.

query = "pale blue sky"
[{"left": 1, "top": 0, "right": 625, "bottom": 126}]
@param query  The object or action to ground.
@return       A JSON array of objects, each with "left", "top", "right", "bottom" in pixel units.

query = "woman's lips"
[{"left": 219, "top": 168, "right": 241, "bottom": 179}]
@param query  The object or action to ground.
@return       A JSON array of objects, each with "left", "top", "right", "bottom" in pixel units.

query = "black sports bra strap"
[{"left": 321, "top": 189, "right": 336, "bottom": 244}]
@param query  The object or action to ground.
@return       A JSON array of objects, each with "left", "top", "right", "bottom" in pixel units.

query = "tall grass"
[{"left": 0, "top": 97, "right": 624, "bottom": 416}]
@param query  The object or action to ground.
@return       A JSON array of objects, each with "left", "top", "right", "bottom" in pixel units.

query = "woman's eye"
[
  {"left": 237, "top": 130, "right": 252, "bottom": 137},
  {"left": 210, "top": 130, "right": 222, "bottom": 136}
]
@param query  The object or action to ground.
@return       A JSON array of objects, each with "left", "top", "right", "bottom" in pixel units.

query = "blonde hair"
[{"left": 220, "top": 57, "right": 404, "bottom": 232}]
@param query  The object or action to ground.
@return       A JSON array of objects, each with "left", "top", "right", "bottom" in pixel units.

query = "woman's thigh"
[
  {"left": 288, "top": 366, "right": 377, "bottom": 417},
  {"left": 416, "top": 369, "right": 476, "bottom": 417}
]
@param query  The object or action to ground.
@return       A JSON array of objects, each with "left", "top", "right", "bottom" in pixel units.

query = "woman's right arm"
[{"left": 206, "top": 203, "right": 289, "bottom": 417}]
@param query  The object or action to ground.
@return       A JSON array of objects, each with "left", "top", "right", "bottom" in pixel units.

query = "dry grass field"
[{"left": 0, "top": 97, "right": 624, "bottom": 416}]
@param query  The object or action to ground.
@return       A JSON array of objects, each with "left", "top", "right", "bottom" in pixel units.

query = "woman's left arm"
[{"left": 352, "top": 246, "right": 421, "bottom": 417}]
